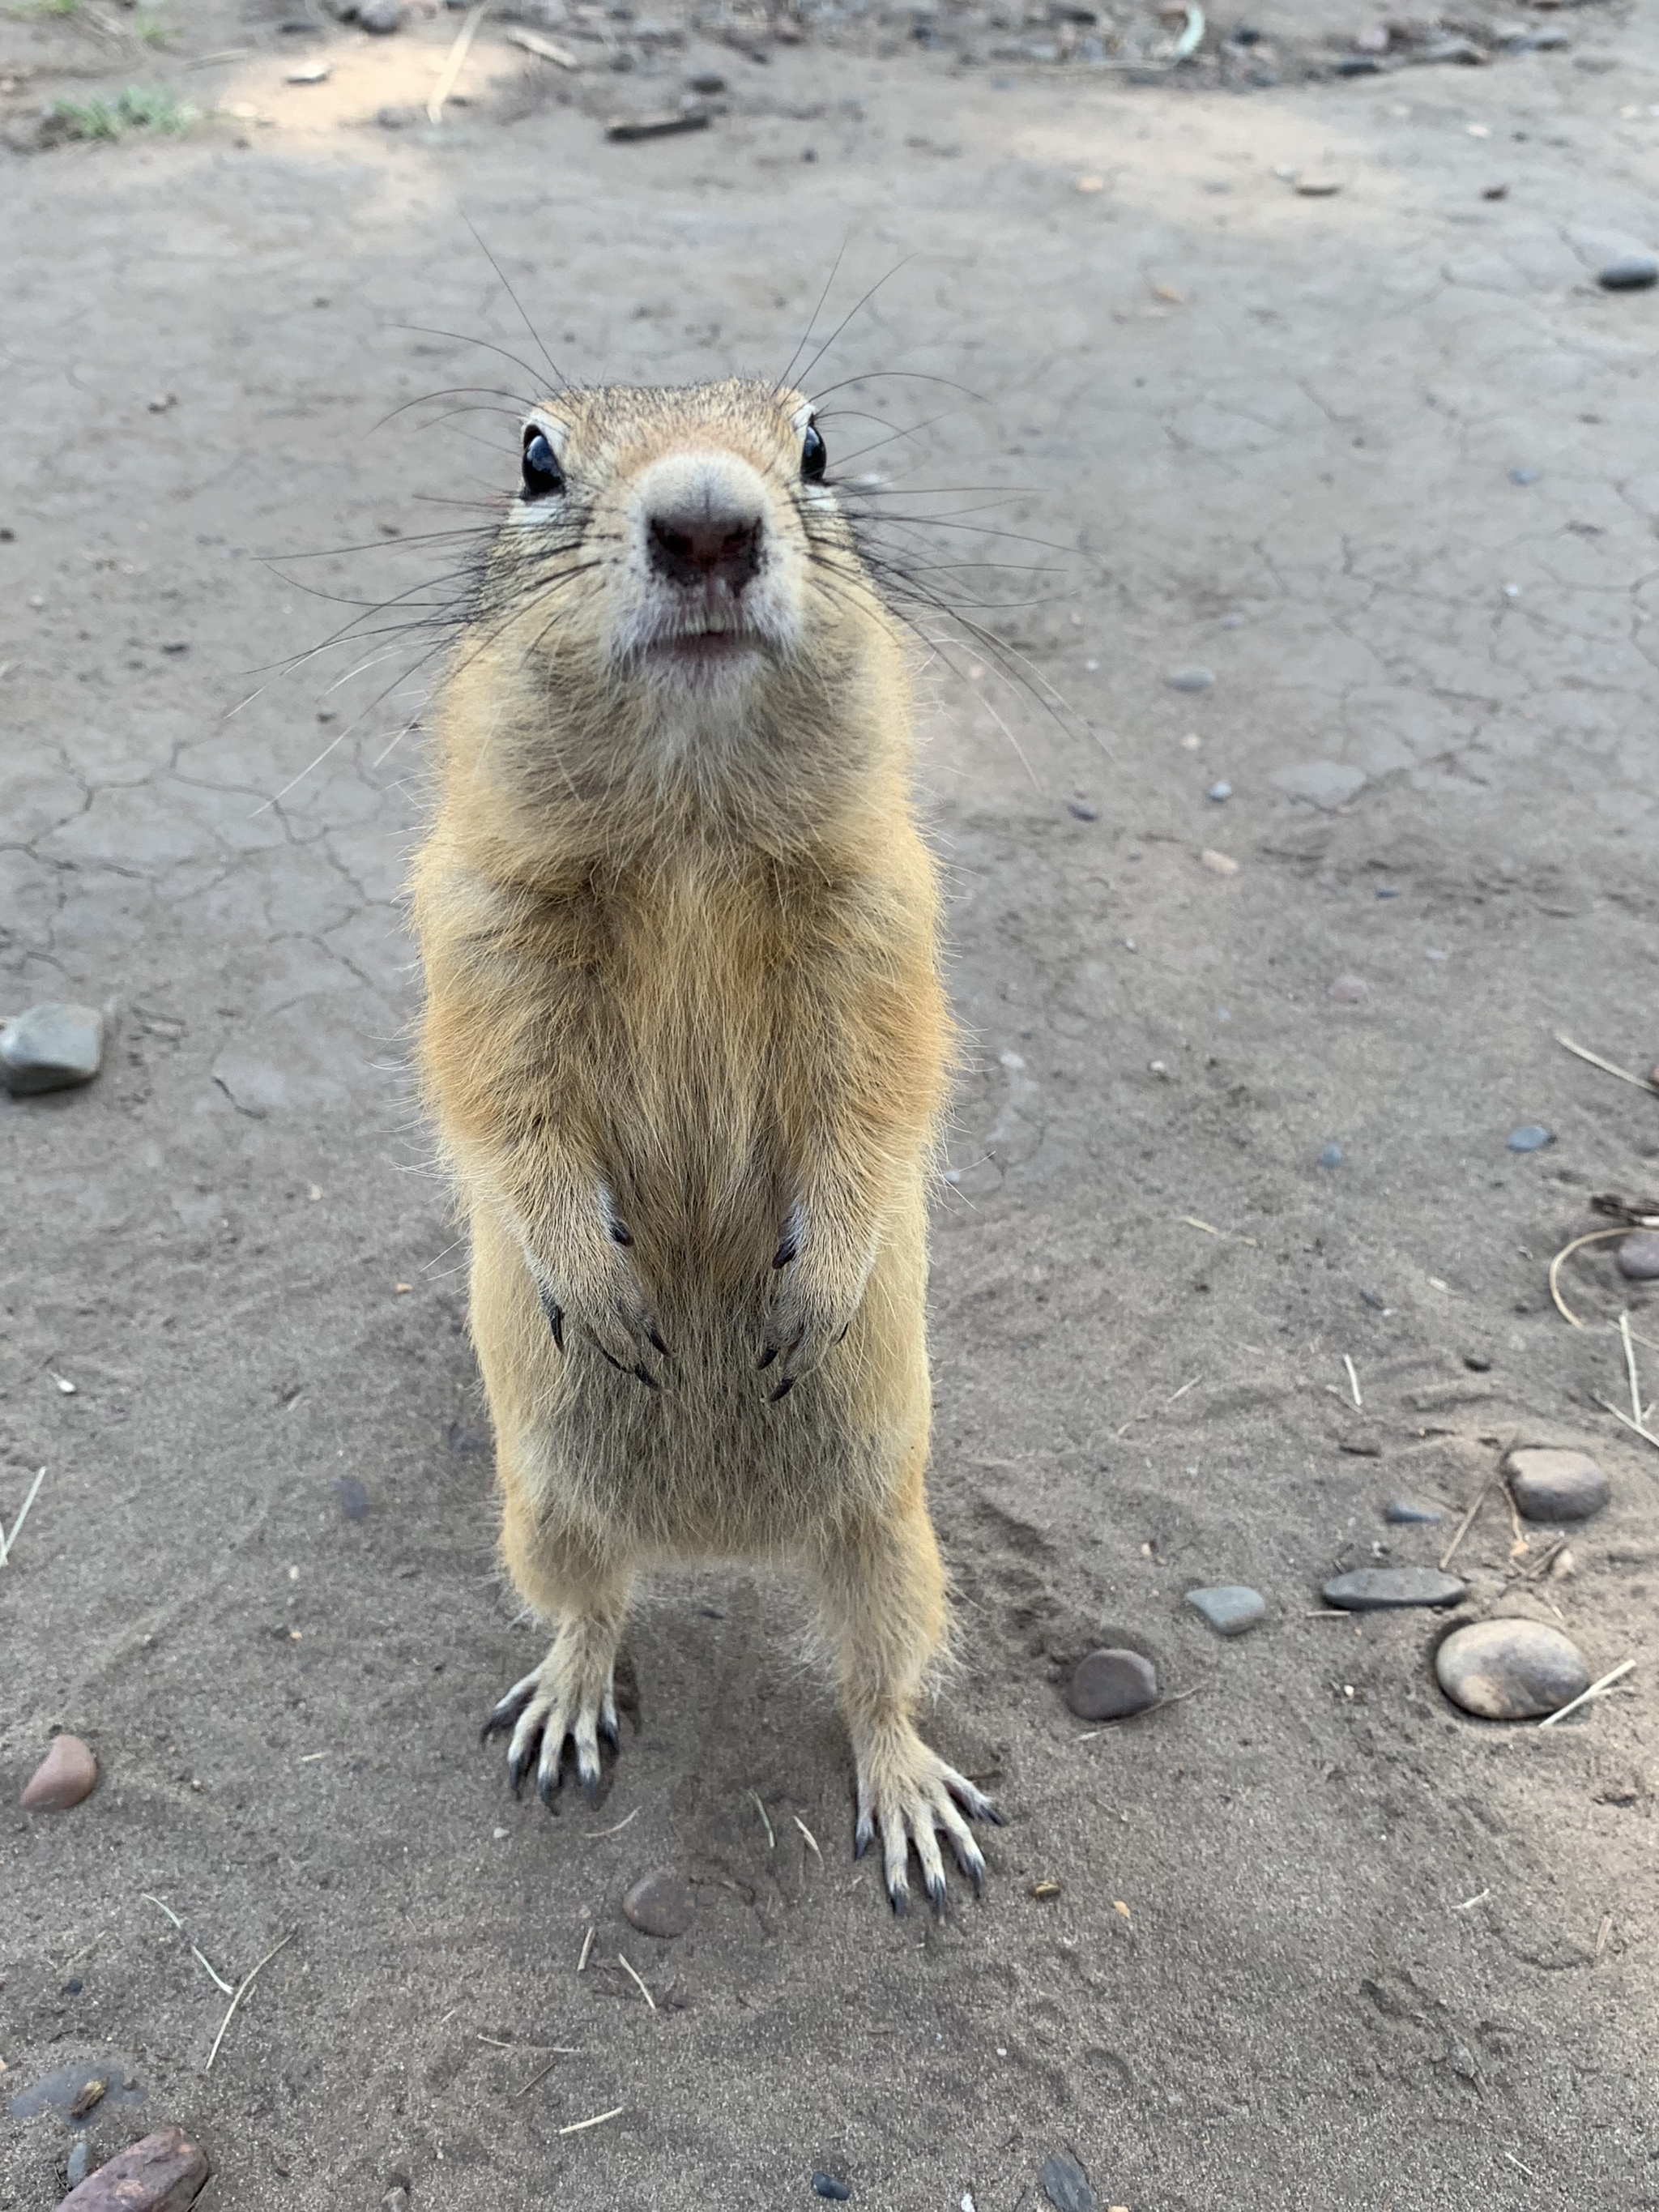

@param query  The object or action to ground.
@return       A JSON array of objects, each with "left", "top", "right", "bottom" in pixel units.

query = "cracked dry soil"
[{"left": 3, "top": 8, "right": 1659, "bottom": 2208}]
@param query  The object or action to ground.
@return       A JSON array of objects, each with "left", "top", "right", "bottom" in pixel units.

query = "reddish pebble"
[
  {"left": 21, "top": 1733, "right": 98, "bottom": 1811},
  {"left": 59, "top": 2125, "right": 209, "bottom": 2210}
]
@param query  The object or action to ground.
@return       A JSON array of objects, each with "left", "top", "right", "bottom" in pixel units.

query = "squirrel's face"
[{"left": 499, "top": 380, "right": 855, "bottom": 704}]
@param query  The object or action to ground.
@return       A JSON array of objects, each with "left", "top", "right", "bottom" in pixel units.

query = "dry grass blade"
[
  {"left": 1180, "top": 1215, "right": 1259, "bottom": 1247},
  {"left": 559, "top": 2104, "right": 625, "bottom": 2137},
  {"left": 1547, "top": 1227, "right": 1627, "bottom": 1328},
  {"left": 1538, "top": 1658, "right": 1635, "bottom": 1729},
  {"left": 1591, "top": 1395, "right": 1659, "bottom": 1460},
  {"left": 206, "top": 1932, "right": 295, "bottom": 2069},
  {"left": 1343, "top": 1354, "right": 1363, "bottom": 1411},
  {"left": 586, "top": 1807, "right": 638, "bottom": 1840},
  {"left": 793, "top": 1813, "right": 822, "bottom": 1861},
  {"left": 1619, "top": 1311, "right": 1643, "bottom": 1425},
  {"left": 1439, "top": 1475, "right": 1492, "bottom": 1570},
  {"left": 617, "top": 1953, "right": 655, "bottom": 2011},
  {"left": 577, "top": 1924, "right": 595, "bottom": 1974},
  {"left": 748, "top": 1789, "right": 775, "bottom": 1849},
  {"left": 1555, "top": 1032, "right": 1659, "bottom": 1095},
  {"left": 429, "top": 2, "right": 488, "bottom": 125},
  {"left": 0, "top": 1466, "right": 46, "bottom": 1569}
]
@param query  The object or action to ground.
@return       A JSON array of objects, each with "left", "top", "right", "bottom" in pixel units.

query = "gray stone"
[
  {"left": 1617, "top": 1231, "right": 1659, "bottom": 1282},
  {"left": 358, "top": 0, "right": 405, "bottom": 30},
  {"left": 1318, "top": 1143, "right": 1344, "bottom": 1169},
  {"left": 1384, "top": 1499, "right": 1445, "bottom": 1524},
  {"left": 1508, "top": 466, "right": 1542, "bottom": 485},
  {"left": 622, "top": 1869, "right": 694, "bottom": 1937},
  {"left": 1322, "top": 1567, "right": 1465, "bottom": 1610},
  {"left": 1068, "top": 1647, "right": 1158, "bottom": 1719},
  {"left": 1598, "top": 254, "right": 1658, "bottom": 291},
  {"left": 1506, "top": 1124, "right": 1552, "bottom": 1152},
  {"left": 66, "top": 2140, "right": 90, "bottom": 2187},
  {"left": 1207, "top": 780, "right": 1232, "bottom": 802},
  {"left": 1165, "top": 666, "right": 1214, "bottom": 692},
  {"left": 1184, "top": 1584, "right": 1265, "bottom": 1636},
  {"left": 1435, "top": 1619, "right": 1591, "bottom": 1720},
  {"left": 1040, "top": 2150, "right": 1098, "bottom": 2212},
  {"left": 0, "top": 1001, "right": 104, "bottom": 1095},
  {"left": 334, "top": 1474, "right": 369, "bottom": 1521},
  {"left": 1505, "top": 1446, "right": 1609, "bottom": 1522},
  {"left": 811, "top": 2179, "right": 852, "bottom": 2201},
  {"left": 1270, "top": 760, "right": 1367, "bottom": 809}
]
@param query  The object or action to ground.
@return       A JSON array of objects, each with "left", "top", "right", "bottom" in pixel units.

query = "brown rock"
[
  {"left": 1435, "top": 1619, "right": 1591, "bottom": 1721},
  {"left": 621, "top": 1869, "right": 694, "bottom": 1937},
  {"left": 1505, "top": 1447, "right": 1610, "bottom": 1522},
  {"left": 59, "top": 2126, "right": 209, "bottom": 2210},
  {"left": 21, "top": 1733, "right": 98, "bottom": 1811},
  {"left": 1068, "top": 1648, "right": 1158, "bottom": 1721}
]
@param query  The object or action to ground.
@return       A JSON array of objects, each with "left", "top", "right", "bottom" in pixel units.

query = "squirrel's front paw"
[
  {"left": 757, "top": 1220, "right": 871, "bottom": 1401},
  {"left": 529, "top": 1192, "right": 670, "bottom": 1390}
]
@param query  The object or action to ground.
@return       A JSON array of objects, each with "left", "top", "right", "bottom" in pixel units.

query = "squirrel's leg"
[
  {"left": 483, "top": 1467, "right": 633, "bottom": 1808},
  {"left": 809, "top": 1446, "right": 1000, "bottom": 1915}
]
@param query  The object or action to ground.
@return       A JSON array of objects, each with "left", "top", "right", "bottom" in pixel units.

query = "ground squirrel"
[{"left": 412, "top": 374, "right": 998, "bottom": 1912}]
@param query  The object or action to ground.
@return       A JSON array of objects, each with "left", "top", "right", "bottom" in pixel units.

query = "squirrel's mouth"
[{"left": 637, "top": 608, "right": 771, "bottom": 677}]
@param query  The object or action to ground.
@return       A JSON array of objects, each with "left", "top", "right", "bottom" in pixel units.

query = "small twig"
[
  {"left": 141, "top": 1893, "right": 184, "bottom": 1930},
  {"left": 1180, "top": 1215, "right": 1258, "bottom": 1246},
  {"left": 1596, "top": 1914, "right": 1614, "bottom": 1958},
  {"left": 479, "top": 2035, "right": 578, "bottom": 2052},
  {"left": 1548, "top": 1227, "right": 1627, "bottom": 1328},
  {"left": 1555, "top": 1032, "right": 1659, "bottom": 1095},
  {"left": 206, "top": 1932, "right": 295, "bottom": 2069},
  {"left": 510, "top": 2052, "right": 578, "bottom": 2098},
  {"left": 1439, "top": 1475, "right": 1493, "bottom": 1571},
  {"left": 1343, "top": 1354, "right": 1363, "bottom": 1411},
  {"left": 559, "top": 2104, "right": 625, "bottom": 2137},
  {"left": 429, "top": 1, "right": 487, "bottom": 125},
  {"left": 1077, "top": 1684, "right": 1203, "bottom": 1737},
  {"left": 192, "top": 1946, "right": 236, "bottom": 1996},
  {"left": 1539, "top": 1659, "right": 1636, "bottom": 1730},
  {"left": 793, "top": 1813, "right": 822, "bottom": 1862},
  {"left": 0, "top": 1466, "right": 46, "bottom": 1568},
  {"left": 1514, "top": 1535, "right": 1567, "bottom": 1585},
  {"left": 748, "top": 1789, "right": 774, "bottom": 1849},
  {"left": 1592, "top": 1395, "right": 1659, "bottom": 1460},
  {"left": 586, "top": 1807, "right": 638, "bottom": 1840},
  {"left": 1452, "top": 1887, "right": 1491, "bottom": 1912},
  {"left": 616, "top": 1954, "right": 655, "bottom": 2011},
  {"left": 1619, "top": 1311, "right": 1643, "bottom": 1427},
  {"left": 1166, "top": 1376, "right": 1201, "bottom": 1404},
  {"left": 577, "top": 1924, "right": 595, "bottom": 1974},
  {"left": 506, "top": 23, "right": 580, "bottom": 66}
]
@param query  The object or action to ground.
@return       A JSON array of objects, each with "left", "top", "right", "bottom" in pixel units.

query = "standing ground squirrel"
[{"left": 412, "top": 374, "right": 998, "bottom": 1912}]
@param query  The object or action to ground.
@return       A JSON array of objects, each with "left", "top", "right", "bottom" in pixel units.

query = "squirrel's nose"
[{"left": 647, "top": 502, "right": 765, "bottom": 594}]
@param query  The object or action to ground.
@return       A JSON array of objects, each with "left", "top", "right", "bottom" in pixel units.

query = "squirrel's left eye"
[
  {"left": 522, "top": 429, "right": 564, "bottom": 500},
  {"left": 800, "top": 422, "right": 827, "bottom": 481}
]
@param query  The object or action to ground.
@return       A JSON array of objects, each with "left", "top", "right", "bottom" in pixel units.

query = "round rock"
[
  {"left": 357, "top": 0, "right": 406, "bottom": 29},
  {"left": 1322, "top": 1567, "right": 1465, "bottom": 1610},
  {"left": 1617, "top": 1231, "right": 1659, "bottom": 1282},
  {"left": 1598, "top": 254, "right": 1658, "bottom": 291},
  {"left": 1318, "top": 1143, "right": 1344, "bottom": 1169},
  {"left": 21, "top": 1734, "right": 99, "bottom": 1811},
  {"left": 1384, "top": 1498, "right": 1444, "bottom": 1525},
  {"left": 1184, "top": 1584, "right": 1265, "bottom": 1637},
  {"left": 1435, "top": 1619, "right": 1591, "bottom": 1720},
  {"left": 0, "top": 1002, "right": 105, "bottom": 1095},
  {"left": 1506, "top": 1124, "right": 1552, "bottom": 1153},
  {"left": 1068, "top": 1647, "right": 1158, "bottom": 1719},
  {"left": 1165, "top": 666, "right": 1215, "bottom": 693},
  {"left": 621, "top": 1869, "right": 694, "bottom": 1938},
  {"left": 1505, "top": 1446, "right": 1610, "bottom": 1522}
]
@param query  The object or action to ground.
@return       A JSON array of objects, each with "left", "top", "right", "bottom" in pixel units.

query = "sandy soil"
[{"left": 3, "top": 3, "right": 1658, "bottom": 2206}]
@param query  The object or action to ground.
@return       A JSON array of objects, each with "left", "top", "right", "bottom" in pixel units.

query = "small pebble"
[
  {"left": 812, "top": 2178, "right": 853, "bottom": 2201},
  {"left": 1435, "top": 1619, "right": 1591, "bottom": 1720},
  {"left": 1322, "top": 1567, "right": 1465, "bottom": 1610},
  {"left": 357, "top": 0, "right": 406, "bottom": 29},
  {"left": 1067, "top": 800, "right": 1098, "bottom": 821},
  {"left": 1199, "top": 848, "right": 1239, "bottom": 877},
  {"left": 1184, "top": 1585, "right": 1265, "bottom": 1637},
  {"left": 1384, "top": 1499, "right": 1445, "bottom": 1525},
  {"left": 1505, "top": 1124, "right": 1552, "bottom": 1153},
  {"left": 1039, "top": 2150, "right": 1099, "bottom": 2212},
  {"left": 621, "top": 1869, "right": 694, "bottom": 1938},
  {"left": 687, "top": 69, "right": 727, "bottom": 93},
  {"left": 1068, "top": 1648, "right": 1158, "bottom": 1719},
  {"left": 0, "top": 1002, "right": 105, "bottom": 1095},
  {"left": 1617, "top": 1231, "right": 1659, "bottom": 1282},
  {"left": 1597, "top": 254, "right": 1658, "bottom": 291},
  {"left": 1328, "top": 975, "right": 1368, "bottom": 1003},
  {"left": 1166, "top": 666, "right": 1215, "bottom": 693},
  {"left": 1508, "top": 466, "right": 1542, "bottom": 485},
  {"left": 1505, "top": 1446, "right": 1610, "bottom": 1522},
  {"left": 1206, "top": 780, "right": 1231, "bottom": 802},
  {"left": 57, "top": 2127, "right": 207, "bottom": 2212},
  {"left": 66, "top": 2141, "right": 91, "bottom": 2187},
  {"left": 1318, "top": 1143, "right": 1345, "bottom": 1169},
  {"left": 1218, "top": 611, "right": 1243, "bottom": 628},
  {"left": 21, "top": 1734, "right": 99, "bottom": 1811},
  {"left": 333, "top": 1475, "right": 369, "bottom": 1521},
  {"left": 1375, "top": 885, "right": 1400, "bottom": 899},
  {"left": 1463, "top": 1352, "right": 1492, "bottom": 1372}
]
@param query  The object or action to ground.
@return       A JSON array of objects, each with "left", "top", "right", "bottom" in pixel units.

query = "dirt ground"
[{"left": 4, "top": 2, "right": 1659, "bottom": 2206}]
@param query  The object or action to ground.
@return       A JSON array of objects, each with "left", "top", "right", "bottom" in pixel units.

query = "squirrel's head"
[{"left": 489, "top": 379, "right": 873, "bottom": 715}]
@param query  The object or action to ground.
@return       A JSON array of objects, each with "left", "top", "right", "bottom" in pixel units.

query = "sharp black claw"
[
  {"left": 928, "top": 1875, "right": 948, "bottom": 1917},
  {"left": 594, "top": 1341, "right": 626, "bottom": 1372},
  {"left": 539, "top": 1766, "right": 561, "bottom": 1810},
  {"left": 771, "top": 1238, "right": 796, "bottom": 1270},
  {"left": 757, "top": 1342, "right": 779, "bottom": 1371},
  {"left": 538, "top": 1287, "right": 565, "bottom": 1350},
  {"left": 598, "top": 1715, "right": 620, "bottom": 1751},
  {"left": 889, "top": 1884, "right": 910, "bottom": 1919},
  {"left": 581, "top": 1772, "right": 600, "bottom": 1806},
  {"left": 769, "top": 1376, "right": 795, "bottom": 1403},
  {"left": 633, "top": 1362, "right": 660, "bottom": 1390},
  {"left": 646, "top": 1326, "right": 671, "bottom": 1358},
  {"left": 609, "top": 1220, "right": 634, "bottom": 1246},
  {"left": 508, "top": 1751, "right": 531, "bottom": 1798},
  {"left": 853, "top": 1826, "right": 871, "bottom": 1860}
]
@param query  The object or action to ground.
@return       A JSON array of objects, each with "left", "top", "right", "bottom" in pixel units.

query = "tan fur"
[{"left": 411, "top": 377, "right": 996, "bottom": 1910}]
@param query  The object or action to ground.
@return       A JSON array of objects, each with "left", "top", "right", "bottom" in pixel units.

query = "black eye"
[
  {"left": 800, "top": 422, "right": 826, "bottom": 481},
  {"left": 522, "top": 429, "right": 563, "bottom": 500}
]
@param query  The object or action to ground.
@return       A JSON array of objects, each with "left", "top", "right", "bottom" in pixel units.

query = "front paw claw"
[{"left": 855, "top": 1745, "right": 999, "bottom": 1915}]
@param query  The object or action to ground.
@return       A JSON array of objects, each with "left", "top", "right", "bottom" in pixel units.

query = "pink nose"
[{"left": 647, "top": 504, "right": 765, "bottom": 594}]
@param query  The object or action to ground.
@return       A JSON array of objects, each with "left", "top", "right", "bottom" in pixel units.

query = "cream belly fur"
[{"left": 412, "top": 375, "right": 999, "bottom": 1914}]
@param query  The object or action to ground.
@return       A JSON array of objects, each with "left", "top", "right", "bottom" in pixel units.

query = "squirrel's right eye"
[{"left": 522, "top": 430, "right": 564, "bottom": 500}]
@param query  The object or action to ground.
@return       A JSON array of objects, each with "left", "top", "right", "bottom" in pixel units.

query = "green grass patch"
[
  {"left": 8, "top": 0, "right": 83, "bottom": 19},
  {"left": 49, "top": 83, "right": 199, "bottom": 139}
]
